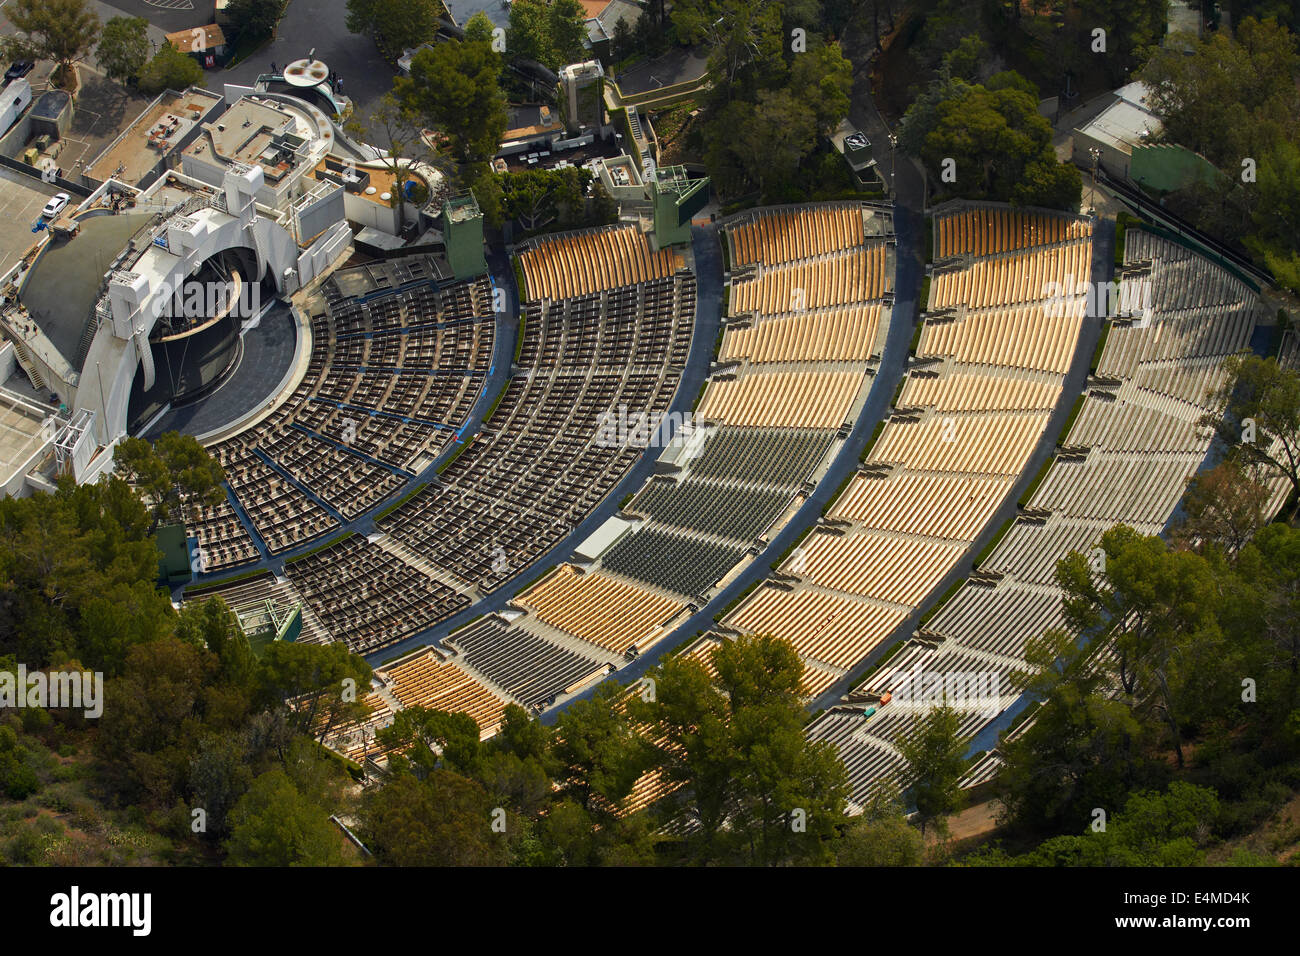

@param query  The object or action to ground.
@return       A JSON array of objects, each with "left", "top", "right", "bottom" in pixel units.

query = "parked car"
[
  {"left": 41, "top": 193, "right": 69, "bottom": 220},
  {"left": 4, "top": 61, "right": 34, "bottom": 82}
]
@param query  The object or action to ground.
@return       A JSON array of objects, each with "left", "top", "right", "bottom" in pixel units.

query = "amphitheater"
[{"left": 179, "top": 198, "right": 1290, "bottom": 812}]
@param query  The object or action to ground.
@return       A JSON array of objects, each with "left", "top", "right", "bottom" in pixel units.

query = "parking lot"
[{"left": 0, "top": 167, "right": 64, "bottom": 267}]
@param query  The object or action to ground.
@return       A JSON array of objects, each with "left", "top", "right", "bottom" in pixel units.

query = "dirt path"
[{"left": 929, "top": 799, "right": 1003, "bottom": 844}]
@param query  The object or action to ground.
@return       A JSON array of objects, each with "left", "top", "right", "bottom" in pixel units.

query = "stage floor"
[{"left": 142, "top": 303, "right": 297, "bottom": 441}]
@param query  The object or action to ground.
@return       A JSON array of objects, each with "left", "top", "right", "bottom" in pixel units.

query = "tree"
[
  {"left": 1057, "top": 526, "right": 1224, "bottom": 768},
  {"left": 225, "top": 769, "right": 347, "bottom": 865},
  {"left": 896, "top": 704, "right": 969, "bottom": 838},
  {"left": 1176, "top": 457, "right": 1271, "bottom": 554},
  {"left": 507, "top": 0, "right": 587, "bottom": 71},
  {"left": 187, "top": 733, "right": 254, "bottom": 838},
  {"left": 1203, "top": 354, "right": 1300, "bottom": 517},
  {"left": 1140, "top": 17, "right": 1299, "bottom": 171},
  {"left": 346, "top": 92, "right": 445, "bottom": 229},
  {"left": 976, "top": 782, "right": 1220, "bottom": 866},
  {"left": 1072, "top": 0, "right": 1168, "bottom": 85},
  {"left": 346, "top": 0, "right": 441, "bottom": 60},
  {"left": 0, "top": 725, "right": 40, "bottom": 800},
  {"left": 999, "top": 626, "right": 1156, "bottom": 831},
  {"left": 611, "top": 14, "right": 634, "bottom": 64},
  {"left": 256, "top": 640, "right": 372, "bottom": 743},
  {"left": 786, "top": 37, "right": 853, "bottom": 137},
  {"left": 1234, "top": 522, "right": 1300, "bottom": 717},
  {"left": 1013, "top": 157, "right": 1083, "bottom": 211},
  {"left": 396, "top": 36, "right": 508, "bottom": 167},
  {"left": 360, "top": 771, "right": 510, "bottom": 865},
  {"left": 704, "top": 92, "right": 818, "bottom": 199},
  {"left": 96, "top": 16, "right": 150, "bottom": 86},
  {"left": 551, "top": 680, "right": 650, "bottom": 815},
  {"left": 901, "top": 74, "right": 1079, "bottom": 211},
  {"left": 0, "top": 476, "right": 166, "bottom": 674},
  {"left": 175, "top": 596, "right": 254, "bottom": 688},
  {"left": 136, "top": 43, "right": 206, "bottom": 97},
  {"left": 224, "top": 0, "right": 285, "bottom": 43},
  {"left": 0, "top": 0, "right": 100, "bottom": 88},
  {"left": 497, "top": 166, "right": 604, "bottom": 231},
  {"left": 378, "top": 706, "right": 482, "bottom": 776},
  {"left": 114, "top": 432, "right": 225, "bottom": 532},
  {"left": 835, "top": 785, "right": 925, "bottom": 866},
  {"left": 1247, "top": 140, "right": 1300, "bottom": 292},
  {"left": 635, "top": 634, "right": 849, "bottom": 865},
  {"left": 94, "top": 636, "right": 210, "bottom": 804}
]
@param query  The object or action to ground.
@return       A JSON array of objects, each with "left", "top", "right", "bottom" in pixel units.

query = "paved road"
[
  {"left": 220, "top": 0, "right": 398, "bottom": 135},
  {"left": 61, "top": 0, "right": 401, "bottom": 139},
  {"left": 614, "top": 47, "right": 709, "bottom": 96}
]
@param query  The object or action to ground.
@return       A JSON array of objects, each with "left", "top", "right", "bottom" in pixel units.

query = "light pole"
[
  {"left": 888, "top": 132, "right": 897, "bottom": 201},
  {"left": 1088, "top": 146, "right": 1101, "bottom": 216}
]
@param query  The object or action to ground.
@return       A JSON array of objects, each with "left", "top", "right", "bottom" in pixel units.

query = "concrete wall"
[{"left": 342, "top": 191, "right": 400, "bottom": 234}]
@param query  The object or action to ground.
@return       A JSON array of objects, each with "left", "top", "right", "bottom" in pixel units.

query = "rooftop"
[
  {"left": 445, "top": 192, "right": 481, "bottom": 223},
  {"left": 19, "top": 212, "right": 152, "bottom": 372},
  {"left": 84, "top": 89, "right": 223, "bottom": 185},
  {"left": 1076, "top": 91, "right": 1162, "bottom": 156},
  {"left": 313, "top": 156, "right": 401, "bottom": 206},
  {"left": 166, "top": 24, "right": 227, "bottom": 55},
  {"left": 0, "top": 386, "right": 55, "bottom": 488},
  {"left": 184, "top": 97, "right": 313, "bottom": 183},
  {"left": 504, "top": 104, "right": 563, "bottom": 141}
]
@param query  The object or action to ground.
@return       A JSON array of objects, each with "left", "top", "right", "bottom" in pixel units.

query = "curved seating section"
[
  {"left": 375, "top": 245, "right": 694, "bottom": 602},
  {"left": 576, "top": 204, "right": 892, "bottom": 603},
  {"left": 933, "top": 202, "right": 1092, "bottom": 259},
  {"left": 832, "top": 471, "right": 1016, "bottom": 541},
  {"left": 720, "top": 304, "right": 882, "bottom": 363},
  {"left": 285, "top": 534, "right": 472, "bottom": 654},
  {"left": 190, "top": 254, "right": 494, "bottom": 571},
  {"left": 810, "top": 227, "right": 1264, "bottom": 807},
  {"left": 695, "top": 367, "right": 865, "bottom": 428},
  {"left": 445, "top": 615, "right": 609, "bottom": 711},
  {"left": 212, "top": 446, "right": 339, "bottom": 555},
  {"left": 374, "top": 205, "right": 894, "bottom": 721},
  {"left": 184, "top": 493, "right": 260, "bottom": 571},
  {"left": 599, "top": 526, "right": 747, "bottom": 599},
  {"left": 729, "top": 587, "right": 909, "bottom": 675},
  {"left": 731, "top": 245, "right": 889, "bottom": 314},
  {"left": 519, "top": 565, "right": 685, "bottom": 655},
  {"left": 686, "top": 426, "right": 835, "bottom": 487},
  {"left": 629, "top": 478, "right": 791, "bottom": 542},
  {"left": 900, "top": 373, "right": 1062, "bottom": 413},
  {"left": 917, "top": 300, "right": 1084, "bottom": 374},
  {"left": 928, "top": 241, "right": 1091, "bottom": 310},
  {"left": 727, "top": 204, "right": 871, "bottom": 267},
  {"left": 721, "top": 207, "right": 1092, "bottom": 697},
  {"left": 285, "top": 222, "right": 697, "bottom": 683},
  {"left": 869, "top": 410, "right": 1053, "bottom": 474},
  {"left": 377, "top": 648, "right": 508, "bottom": 736},
  {"left": 517, "top": 224, "right": 682, "bottom": 300}
]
